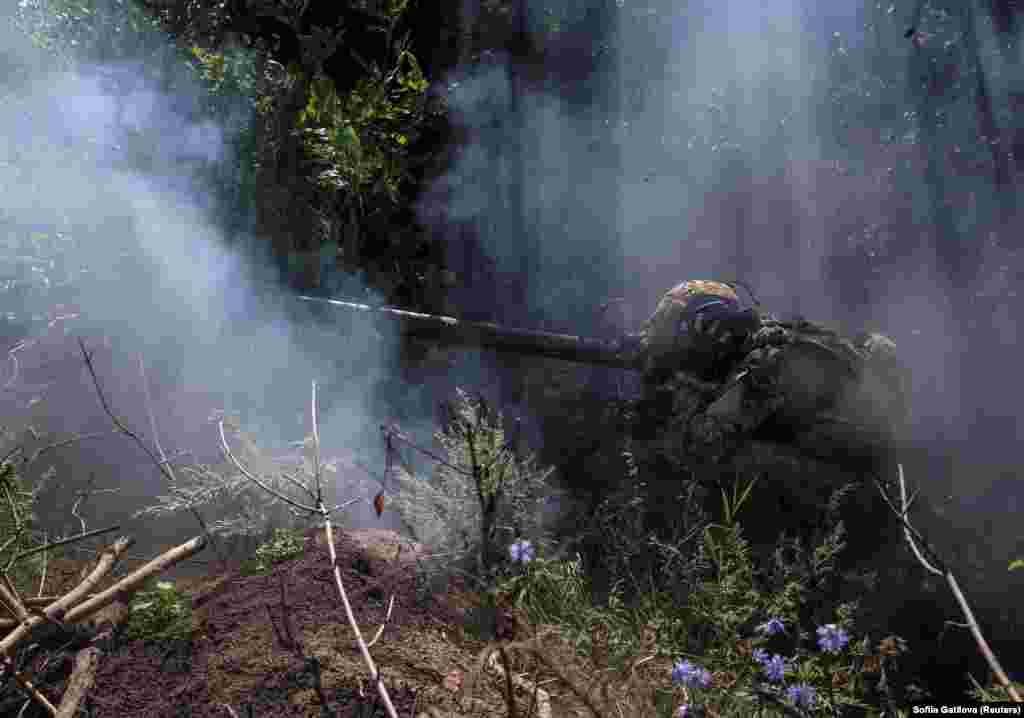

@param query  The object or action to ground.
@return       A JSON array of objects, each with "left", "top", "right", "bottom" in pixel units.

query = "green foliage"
[
  {"left": 288, "top": 0, "right": 435, "bottom": 200},
  {"left": 967, "top": 674, "right": 1024, "bottom": 703},
  {"left": 297, "top": 53, "right": 432, "bottom": 199},
  {"left": 0, "top": 460, "right": 45, "bottom": 593},
  {"left": 125, "top": 580, "right": 193, "bottom": 643},
  {"left": 496, "top": 553, "right": 591, "bottom": 627},
  {"left": 246, "top": 527, "right": 307, "bottom": 574},
  {"left": 522, "top": 464, "right": 933, "bottom": 717},
  {"left": 389, "top": 388, "right": 558, "bottom": 575},
  {"left": 687, "top": 479, "right": 760, "bottom": 651},
  {"left": 188, "top": 45, "right": 260, "bottom": 113},
  {"left": 584, "top": 444, "right": 680, "bottom": 597},
  {"left": 17, "top": 0, "right": 168, "bottom": 71}
]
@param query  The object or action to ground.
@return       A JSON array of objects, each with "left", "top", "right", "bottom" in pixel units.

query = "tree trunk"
[{"left": 962, "top": 0, "right": 1016, "bottom": 246}]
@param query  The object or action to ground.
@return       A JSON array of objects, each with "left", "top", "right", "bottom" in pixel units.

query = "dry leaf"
[
  {"left": 713, "top": 670, "right": 737, "bottom": 690},
  {"left": 373, "top": 491, "right": 385, "bottom": 518},
  {"left": 862, "top": 654, "right": 882, "bottom": 674}
]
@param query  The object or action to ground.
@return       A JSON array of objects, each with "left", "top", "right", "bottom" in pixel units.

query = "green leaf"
[
  {"left": 334, "top": 125, "right": 359, "bottom": 149},
  {"left": 1010, "top": 559, "right": 1024, "bottom": 571}
]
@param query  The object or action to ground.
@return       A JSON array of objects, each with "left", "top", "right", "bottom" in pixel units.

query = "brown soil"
[
  {"left": 1, "top": 525, "right": 687, "bottom": 718},
  {"left": 79, "top": 527, "right": 467, "bottom": 717},
  {"left": 18, "top": 525, "right": 584, "bottom": 718}
]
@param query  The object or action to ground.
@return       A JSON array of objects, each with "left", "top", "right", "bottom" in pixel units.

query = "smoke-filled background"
[
  {"left": 0, "top": 2, "right": 424, "bottom": 566},
  {"left": 0, "top": 0, "right": 1022, "bottom": 692},
  {"left": 423, "top": 2, "right": 1024, "bottom": 532},
  {"left": 417, "top": 0, "right": 1024, "bottom": 684}
]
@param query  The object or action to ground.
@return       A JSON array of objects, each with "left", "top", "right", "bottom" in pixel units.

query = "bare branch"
[
  {"left": 321, "top": 511, "right": 398, "bottom": 718},
  {"left": 894, "top": 463, "right": 942, "bottom": 577},
  {"left": 35, "top": 530, "right": 47, "bottom": 599},
  {"left": 216, "top": 380, "right": 398, "bottom": 716},
  {"left": 279, "top": 469, "right": 312, "bottom": 496},
  {"left": 218, "top": 421, "right": 317, "bottom": 513},
  {"left": 3, "top": 350, "right": 20, "bottom": 391},
  {"left": 878, "top": 463, "right": 1022, "bottom": 703},
  {"left": 11, "top": 524, "right": 121, "bottom": 566},
  {"left": 326, "top": 497, "right": 362, "bottom": 515},
  {"left": 382, "top": 425, "right": 475, "bottom": 480},
  {"left": 137, "top": 354, "right": 175, "bottom": 483},
  {"left": 311, "top": 381, "right": 321, "bottom": 502},
  {"left": 3, "top": 431, "right": 114, "bottom": 475},
  {"left": 78, "top": 340, "right": 218, "bottom": 551},
  {"left": 365, "top": 593, "right": 394, "bottom": 649}
]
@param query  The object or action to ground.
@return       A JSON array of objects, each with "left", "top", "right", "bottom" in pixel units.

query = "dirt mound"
[{"left": 86, "top": 527, "right": 472, "bottom": 718}]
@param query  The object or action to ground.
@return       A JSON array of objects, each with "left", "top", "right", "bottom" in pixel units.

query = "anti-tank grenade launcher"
[
  {"left": 297, "top": 294, "right": 646, "bottom": 370},
  {"left": 297, "top": 283, "right": 909, "bottom": 467}
]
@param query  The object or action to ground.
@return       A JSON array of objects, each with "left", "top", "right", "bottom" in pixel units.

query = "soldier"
[{"left": 638, "top": 279, "right": 906, "bottom": 465}]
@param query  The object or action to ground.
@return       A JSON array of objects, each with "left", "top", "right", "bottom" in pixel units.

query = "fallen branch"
[
  {"left": 62, "top": 535, "right": 206, "bottom": 627},
  {"left": 0, "top": 535, "right": 205, "bottom": 635},
  {"left": 54, "top": 647, "right": 99, "bottom": 718},
  {"left": 463, "top": 642, "right": 555, "bottom": 718},
  {"left": 1, "top": 656, "right": 58, "bottom": 716},
  {"left": 0, "top": 537, "right": 133, "bottom": 655}
]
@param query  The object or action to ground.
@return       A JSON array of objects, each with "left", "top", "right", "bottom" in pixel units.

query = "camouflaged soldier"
[{"left": 639, "top": 280, "right": 907, "bottom": 464}]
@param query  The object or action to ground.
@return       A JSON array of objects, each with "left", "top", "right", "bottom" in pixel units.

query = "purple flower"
[
  {"left": 675, "top": 705, "right": 689, "bottom": 718},
  {"left": 756, "top": 618, "right": 786, "bottom": 636},
  {"left": 671, "top": 660, "right": 712, "bottom": 689},
  {"left": 509, "top": 539, "right": 535, "bottom": 563},
  {"left": 760, "top": 653, "right": 787, "bottom": 683},
  {"left": 787, "top": 683, "right": 817, "bottom": 709},
  {"left": 816, "top": 624, "right": 850, "bottom": 654},
  {"left": 752, "top": 648, "right": 769, "bottom": 664}
]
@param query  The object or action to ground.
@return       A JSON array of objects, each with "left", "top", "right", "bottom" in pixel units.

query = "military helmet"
[{"left": 641, "top": 280, "right": 761, "bottom": 377}]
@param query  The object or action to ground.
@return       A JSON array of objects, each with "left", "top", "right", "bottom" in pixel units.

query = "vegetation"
[
  {"left": 243, "top": 526, "right": 308, "bottom": 575},
  {"left": 0, "top": 459, "right": 47, "bottom": 596},
  {"left": 125, "top": 579, "right": 194, "bottom": 643},
  {"left": 0, "top": 0, "right": 1022, "bottom": 715},
  {"left": 388, "top": 388, "right": 558, "bottom": 578}
]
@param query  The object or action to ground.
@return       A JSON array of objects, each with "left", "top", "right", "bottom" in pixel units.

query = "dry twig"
[
  {"left": 876, "top": 463, "right": 1021, "bottom": 703},
  {"left": 218, "top": 381, "right": 399, "bottom": 718},
  {"left": 78, "top": 340, "right": 220, "bottom": 557}
]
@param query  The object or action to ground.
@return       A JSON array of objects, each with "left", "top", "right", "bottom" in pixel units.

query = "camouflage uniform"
[{"left": 639, "top": 281, "right": 907, "bottom": 466}]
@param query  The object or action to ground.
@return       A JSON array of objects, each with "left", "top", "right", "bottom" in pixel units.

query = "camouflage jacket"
[{"left": 639, "top": 283, "right": 907, "bottom": 465}]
